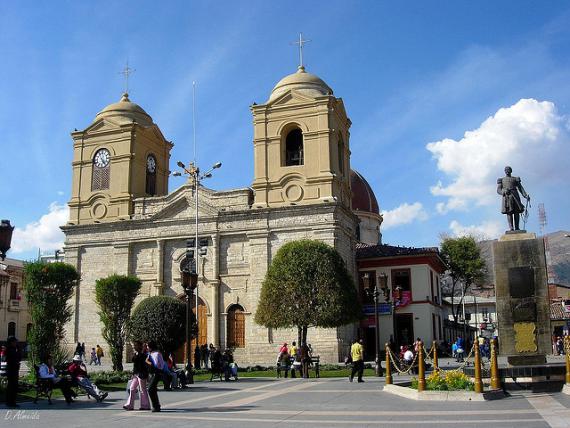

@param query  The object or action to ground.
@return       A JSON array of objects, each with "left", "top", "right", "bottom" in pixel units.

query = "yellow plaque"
[{"left": 514, "top": 322, "right": 537, "bottom": 353}]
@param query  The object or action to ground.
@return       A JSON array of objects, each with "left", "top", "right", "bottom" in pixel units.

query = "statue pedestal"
[{"left": 493, "top": 232, "right": 551, "bottom": 366}]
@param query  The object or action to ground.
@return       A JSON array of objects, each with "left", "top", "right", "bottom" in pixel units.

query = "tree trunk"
[
  {"left": 301, "top": 326, "right": 308, "bottom": 346},
  {"left": 451, "top": 279, "right": 458, "bottom": 324},
  {"left": 297, "top": 326, "right": 302, "bottom": 347}
]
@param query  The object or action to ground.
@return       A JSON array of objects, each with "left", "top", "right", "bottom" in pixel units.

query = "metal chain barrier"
[{"left": 387, "top": 347, "right": 419, "bottom": 375}]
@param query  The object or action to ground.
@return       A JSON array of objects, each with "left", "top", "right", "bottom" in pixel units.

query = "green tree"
[
  {"left": 23, "top": 261, "right": 79, "bottom": 366},
  {"left": 255, "top": 239, "right": 362, "bottom": 345},
  {"left": 440, "top": 236, "right": 486, "bottom": 323},
  {"left": 129, "top": 296, "right": 194, "bottom": 356},
  {"left": 95, "top": 274, "right": 141, "bottom": 371}
]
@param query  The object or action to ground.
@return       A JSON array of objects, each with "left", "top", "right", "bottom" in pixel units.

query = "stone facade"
[
  {"left": 0, "top": 258, "right": 31, "bottom": 343},
  {"left": 62, "top": 66, "right": 380, "bottom": 364}
]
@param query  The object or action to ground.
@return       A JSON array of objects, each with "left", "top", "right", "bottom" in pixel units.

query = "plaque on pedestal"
[{"left": 493, "top": 232, "right": 550, "bottom": 366}]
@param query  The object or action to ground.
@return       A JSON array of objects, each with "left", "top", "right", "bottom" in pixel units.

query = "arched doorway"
[
  {"left": 175, "top": 296, "right": 207, "bottom": 365},
  {"left": 227, "top": 304, "right": 245, "bottom": 348},
  {"left": 192, "top": 297, "right": 208, "bottom": 348}
]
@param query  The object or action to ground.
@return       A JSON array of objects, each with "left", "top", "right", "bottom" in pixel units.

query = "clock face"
[
  {"left": 94, "top": 149, "right": 110, "bottom": 168},
  {"left": 147, "top": 155, "right": 157, "bottom": 173}
]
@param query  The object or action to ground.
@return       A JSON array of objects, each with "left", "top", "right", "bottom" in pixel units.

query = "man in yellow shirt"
[{"left": 349, "top": 339, "right": 364, "bottom": 382}]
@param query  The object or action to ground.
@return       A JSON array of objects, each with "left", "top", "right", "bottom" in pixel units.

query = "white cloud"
[
  {"left": 449, "top": 220, "right": 503, "bottom": 240},
  {"left": 11, "top": 203, "right": 69, "bottom": 254},
  {"left": 382, "top": 202, "right": 428, "bottom": 229},
  {"left": 427, "top": 98, "right": 570, "bottom": 213}
]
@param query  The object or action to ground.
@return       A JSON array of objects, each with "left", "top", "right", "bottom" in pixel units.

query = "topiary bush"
[
  {"left": 89, "top": 370, "right": 133, "bottom": 385},
  {"left": 23, "top": 262, "right": 79, "bottom": 367},
  {"left": 129, "top": 296, "right": 195, "bottom": 356},
  {"left": 255, "top": 240, "right": 363, "bottom": 346},
  {"left": 95, "top": 275, "right": 141, "bottom": 371}
]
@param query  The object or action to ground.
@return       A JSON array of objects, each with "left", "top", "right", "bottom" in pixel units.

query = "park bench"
[{"left": 33, "top": 365, "right": 53, "bottom": 404}]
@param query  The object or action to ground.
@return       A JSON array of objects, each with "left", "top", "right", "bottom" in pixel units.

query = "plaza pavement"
[{"left": 4, "top": 375, "right": 570, "bottom": 427}]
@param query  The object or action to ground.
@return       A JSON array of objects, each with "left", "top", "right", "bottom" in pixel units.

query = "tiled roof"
[
  {"left": 356, "top": 242, "right": 441, "bottom": 259},
  {"left": 551, "top": 301, "right": 570, "bottom": 320}
]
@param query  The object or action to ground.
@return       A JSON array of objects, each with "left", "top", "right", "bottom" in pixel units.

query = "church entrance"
[{"left": 174, "top": 296, "right": 207, "bottom": 365}]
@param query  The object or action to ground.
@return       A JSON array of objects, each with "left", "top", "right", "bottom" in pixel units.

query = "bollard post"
[
  {"left": 565, "top": 336, "right": 570, "bottom": 385},
  {"left": 490, "top": 338, "right": 501, "bottom": 390},
  {"left": 385, "top": 343, "right": 393, "bottom": 385},
  {"left": 432, "top": 340, "right": 439, "bottom": 371},
  {"left": 417, "top": 341, "right": 426, "bottom": 392},
  {"left": 474, "top": 336, "right": 483, "bottom": 393}
]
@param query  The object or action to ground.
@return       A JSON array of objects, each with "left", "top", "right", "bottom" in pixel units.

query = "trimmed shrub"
[
  {"left": 95, "top": 275, "right": 141, "bottom": 371},
  {"left": 129, "top": 296, "right": 194, "bottom": 356},
  {"left": 23, "top": 262, "right": 79, "bottom": 367}
]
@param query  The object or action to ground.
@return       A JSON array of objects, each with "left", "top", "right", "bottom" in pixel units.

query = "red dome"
[{"left": 350, "top": 170, "right": 379, "bottom": 214}]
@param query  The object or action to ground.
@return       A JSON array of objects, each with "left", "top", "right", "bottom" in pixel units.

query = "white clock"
[
  {"left": 147, "top": 155, "right": 157, "bottom": 173},
  {"left": 94, "top": 149, "right": 110, "bottom": 168}
]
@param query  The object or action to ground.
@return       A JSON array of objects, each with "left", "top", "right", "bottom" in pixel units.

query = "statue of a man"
[{"left": 497, "top": 166, "right": 530, "bottom": 231}]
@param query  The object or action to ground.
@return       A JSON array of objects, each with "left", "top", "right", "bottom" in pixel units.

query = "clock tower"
[{"left": 68, "top": 93, "right": 172, "bottom": 225}]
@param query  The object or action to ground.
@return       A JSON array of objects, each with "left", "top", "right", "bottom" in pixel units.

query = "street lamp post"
[
  {"left": 0, "top": 220, "right": 15, "bottom": 261},
  {"left": 180, "top": 248, "right": 198, "bottom": 384},
  {"left": 173, "top": 160, "right": 222, "bottom": 368},
  {"left": 377, "top": 273, "right": 401, "bottom": 348},
  {"left": 363, "top": 273, "right": 382, "bottom": 377}
]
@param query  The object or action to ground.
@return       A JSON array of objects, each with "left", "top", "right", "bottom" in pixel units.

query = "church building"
[{"left": 62, "top": 65, "right": 384, "bottom": 364}]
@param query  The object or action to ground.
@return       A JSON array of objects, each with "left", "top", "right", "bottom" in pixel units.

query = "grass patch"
[{"left": 2, "top": 367, "right": 380, "bottom": 403}]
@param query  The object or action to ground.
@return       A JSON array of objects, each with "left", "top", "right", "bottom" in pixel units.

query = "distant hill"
[
  {"left": 441, "top": 230, "right": 570, "bottom": 296},
  {"left": 479, "top": 230, "right": 570, "bottom": 287}
]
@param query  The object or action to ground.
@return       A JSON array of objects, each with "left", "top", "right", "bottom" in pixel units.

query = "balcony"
[{"left": 8, "top": 299, "right": 20, "bottom": 311}]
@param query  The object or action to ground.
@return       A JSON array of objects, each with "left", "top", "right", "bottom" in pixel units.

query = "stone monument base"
[
  {"left": 507, "top": 354, "right": 546, "bottom": 366},
  {"left": 493, "top": 231, "right": 551, "bottom": 367}
]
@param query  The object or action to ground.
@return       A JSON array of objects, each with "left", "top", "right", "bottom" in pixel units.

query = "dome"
[
  {"left": 94, "top": 93, "right": 153, "bottom": 127},
  {"left": 351, "top": 169, "right": 380, "bottom": 215},
  {"left": 268, "top": 66, "right": 333, "bottom": 102}
]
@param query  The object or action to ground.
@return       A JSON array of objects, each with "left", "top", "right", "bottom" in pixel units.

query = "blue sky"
[{"left": 1, "top": 1, "right": 569, "bottom": 260}]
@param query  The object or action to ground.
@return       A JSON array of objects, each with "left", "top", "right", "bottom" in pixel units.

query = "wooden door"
[{"left": 227, "top": 305, "right": 245, "bottom": 348}]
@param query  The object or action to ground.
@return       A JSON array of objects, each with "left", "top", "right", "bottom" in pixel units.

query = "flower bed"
[{"left": 410, "top": 370, "right": 474, "bottom": 391}]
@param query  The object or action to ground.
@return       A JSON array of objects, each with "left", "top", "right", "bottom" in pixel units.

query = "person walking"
[
  {"left": 89, "top": 347, "right": 97, "bottom": 365},
  {"left": 124, "top": 341, "right": 150, "bottom": 411},
  {"left": 194, "top": 344, "right": 201, "bottom": 370},
  {"left": 201, "top": 344, "right": 209, "bottom": 369},
  {"left": 146, "top": 341, "right": 164, "bottom": 412},
  {"left": 5, "top": 336, "right": 21, "bottom": 408},
  {"left": 96, "top": 344, "right": 104, "bottom": 365},
  {"left": 349, "top": 339, "right": 364, "bottom": 383}
]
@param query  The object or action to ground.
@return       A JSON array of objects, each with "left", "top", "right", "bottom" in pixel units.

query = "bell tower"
[
  {"left": 68, "top": 93, "right": 172, "bottom": 225},
  {"left": 251, "top": 66, "right": 351, "bottom": 209}
]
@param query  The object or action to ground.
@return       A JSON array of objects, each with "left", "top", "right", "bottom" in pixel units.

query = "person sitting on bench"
[
  {"left": 68, "top": 355, "right": 108, "bottom": 402},
  {"left": 38, "top": 356, "right": 75, "bottom": 404}
]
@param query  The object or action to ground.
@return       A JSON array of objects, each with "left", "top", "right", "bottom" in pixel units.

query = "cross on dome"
[
  {"left": 291, "top": 33, "right": 311, "bottom": 69},
  {"left": 118, "top": 60, "right": 136, "bottom": 95}
]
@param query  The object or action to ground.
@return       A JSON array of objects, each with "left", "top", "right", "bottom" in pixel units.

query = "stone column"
[
  {"left": 211, "top": 233, "right": 220, "bottom": 347},
  {"left": 113, "top": 242, "right": 130, "bottom": 275},
  {"left": 155, "top": 239, "right": 165, "bottom": 295},
  {"left": 63, "top": 245, "right": 82, "bottom": 344}
]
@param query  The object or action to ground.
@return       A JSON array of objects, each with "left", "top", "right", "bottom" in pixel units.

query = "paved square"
[{"left": 4, "top": 377, "right": 570, "bottom": 427}]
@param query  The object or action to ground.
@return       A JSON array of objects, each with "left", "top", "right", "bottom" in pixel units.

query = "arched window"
[
  {"left": 146, "top": 154, "right": 157, "bottom": 196},
  {"left": 227, "top": 304, "right": 245, "bottom": 348},
  {"left": 337, "top": 135, "right": 344, "bottom": 175},
  {"left": 8, "top": 321, "right": 16, "bottom": 337},
  {"left": 285, "top": 128, "right": 303, "bottom": 166},
  {"left": 92, "top": 148, "right": 111, "bottom": 191}
]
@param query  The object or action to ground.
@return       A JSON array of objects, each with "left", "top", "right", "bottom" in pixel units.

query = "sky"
[{"left": 1, "top": 1, "right": 569, "bottom": 261}]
